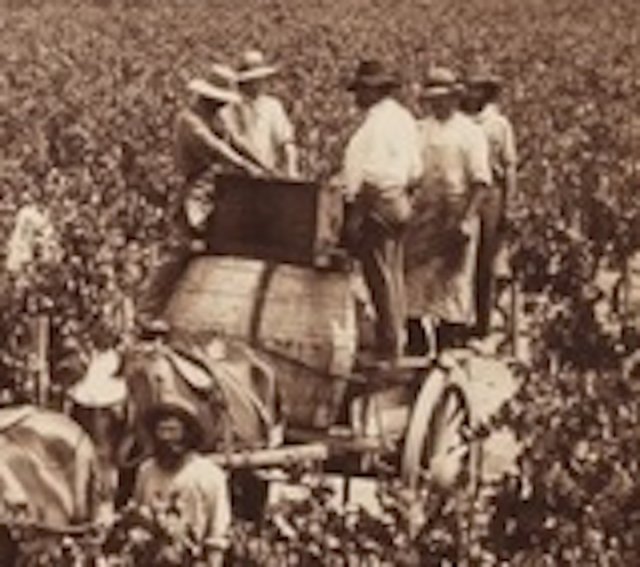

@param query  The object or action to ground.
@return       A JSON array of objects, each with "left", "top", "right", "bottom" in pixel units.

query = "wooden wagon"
[{"left": 154, "top": 174, "right": 515, "bottom": 496}]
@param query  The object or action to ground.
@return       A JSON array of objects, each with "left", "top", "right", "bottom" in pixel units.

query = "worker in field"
[
  {"left": 406, "top": 67, "right": 492, "bottom": 349},
  {"left": 134, "top": 397, "right": 231, "bottom": 567},
  {"left": 220, "top": 49, "right": 300, "bottom": 179},
  {"left": 174, "top": 67, "right": 270, "bottom": 236},
  {"left": 140, "top": 69, "right": 270, "bottom": 320},
  {"left": 463, "top": 70, "right": 518, "bottom": 337},
  {"left": 337, "top": 59, "right": 423, "bottom": 361}
]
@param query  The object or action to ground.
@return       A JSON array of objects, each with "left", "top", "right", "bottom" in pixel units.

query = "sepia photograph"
[{"left": 0, "top": 0, "right": 638, "bottom": 564}]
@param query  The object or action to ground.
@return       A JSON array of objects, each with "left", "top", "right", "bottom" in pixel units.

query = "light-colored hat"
[
  {"left": 143, "top": 396, "right": 205, "bottom": 450},
  {"left": 188, "top": 63, "right": 241, "bottom": 104},
  {"left": 237, "top": 49, "right": 279, "bottom": 83},
  {"left": 422, "top": 67, "right": 462, "bottom": 98},
  {"left": 68, "top": 349, "right": 128, "bottom": 408},
  {"left": 466, "top": 71, "right": 503, "bottom": 88},
  {"left": 188, "top": 78, "right": 240, "bottom": 104}
]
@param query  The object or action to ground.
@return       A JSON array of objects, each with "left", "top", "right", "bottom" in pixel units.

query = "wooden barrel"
[{"left": 163, "top": 256, "right": 357, "bottom": 429}]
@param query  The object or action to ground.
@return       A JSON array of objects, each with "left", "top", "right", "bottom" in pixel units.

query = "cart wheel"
[{"left": 401, "top": 366, "right": 477, "bottom": 492}]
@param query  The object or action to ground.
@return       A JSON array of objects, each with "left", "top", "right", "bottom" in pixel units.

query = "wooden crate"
[
  {"left": 206, "top": 174, "right": 343, "bottom": 268},
  {"left": 163, "top": 256, "right": 358, "bottom": 429}
]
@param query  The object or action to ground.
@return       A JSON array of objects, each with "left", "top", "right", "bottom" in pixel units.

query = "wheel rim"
[
  {"left": 402, "top": 367, "right": 475, "bottom": 492},
  {"left": 424, "top": 385, "right": 471, "bottom": 489}
]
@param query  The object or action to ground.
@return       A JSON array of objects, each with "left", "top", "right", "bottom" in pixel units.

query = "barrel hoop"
[{"left": 248, "top": 261, "right": 278, "bottom": 345}]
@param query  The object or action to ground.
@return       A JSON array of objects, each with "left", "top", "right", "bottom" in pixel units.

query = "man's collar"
[
  {"left": 478, "top": 103, "right": 499, "bottom": 120},
  {"left": 367, "top": 96, "right": 395, "bottom": 117}
]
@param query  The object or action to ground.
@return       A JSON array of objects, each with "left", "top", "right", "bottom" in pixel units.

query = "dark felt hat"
[{"left": 347, "top": 59, "right": 399, "bottom": 91}]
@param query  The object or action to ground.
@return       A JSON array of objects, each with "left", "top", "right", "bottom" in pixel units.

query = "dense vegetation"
[{"left": 1, "top": 0, "right": 640, "bottom": 564}]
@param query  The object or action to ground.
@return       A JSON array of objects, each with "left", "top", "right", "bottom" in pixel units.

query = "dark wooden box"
[{"left": 206, "top": 174, "right": 344, "bottom": 268}]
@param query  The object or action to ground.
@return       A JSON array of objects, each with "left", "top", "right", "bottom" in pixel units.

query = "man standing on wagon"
[
  {"left": 174, "top": 68, "right": 270, "bottom": 236},
  {"left": 220, "top": 49, "right": 300, "bottom": 179},
  {"left": 406, "top": 67, "right": 492, "bottom": 348},
  {"left": 337, "top": 59, "right": 423, "bottom": 361},
  {"left": 140, "top": 69, "right": 269, "bottom": 320},
  {"left": 463, "top": 70, "right": 518, "bottom": 337}
]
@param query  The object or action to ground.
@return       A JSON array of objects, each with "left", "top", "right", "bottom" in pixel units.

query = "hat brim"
[
  {"left": 422, "top": 85, "right": 462, "bottom": 98},
  {"left": 238, "top": 66, "right": 279, "bottom": 83},
  {"left": 143, "top": 402, "right": 205, "bottom": 449},
  {"left": 69, "top": 377, "right": 128, "bottom": 408},
  {"left": 188, "top": 78, "right": 241, "bottom": 104},
  {"left": 466, "top": 75, "right": 503, "bottom": 88}
]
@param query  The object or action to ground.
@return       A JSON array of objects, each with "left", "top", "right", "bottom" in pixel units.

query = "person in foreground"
[{"left": 134, "top": 397, "right": 231, "bottom": 567}]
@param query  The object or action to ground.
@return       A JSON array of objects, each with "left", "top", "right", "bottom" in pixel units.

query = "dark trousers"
[
  {"left": 357, "top": 215, "right": 407, "bottom": 358},
  {"left": 475, "top": 186, "right": 504, "bottom": 336},
  {"left": 138, "top": 204, "right": 202, "bottom": 319}
]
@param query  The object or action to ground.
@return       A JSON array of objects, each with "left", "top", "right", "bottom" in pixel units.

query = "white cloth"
[
  {"left": 474, "top": 103, "right": 517, "bottom": 181},
  {"left": 418, "top": 111, "right": 492, "bottom": 202},
  {"left": 406, "top": 112, "right": 492, "bottom": 324},
  {"left": 5, "top": 204, "right": 57, "bottom": 274},
  {"left": 342, "top": 97, "right": 423, "bottom": 202},
  {"left": 134, "top": 454, "right": 231, "bottom": 550},
  {"left": 220, "top": 94, "right": 294, "bottom": 173}
]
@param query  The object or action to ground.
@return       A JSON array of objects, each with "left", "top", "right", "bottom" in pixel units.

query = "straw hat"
[
  {"left": 188, "top": 62, "right": 241, "bottom": 104},
  {"left": 237, "top": 49, "right": 279, "bottom": 83},
  {"left": 143, "top": 396, "right": 205, "bottom": 450},
  {"left": 422, "top": 67, "right": 462, "bottom": 98},
  {"left": 346, "top": 59, "right": 399, "bottom": 91},
  {"left": 68, "top": 349, "right": 127, "bottom": 409},
  {"left": 465, "top": 68, "right": 503, "bottom": 88}
]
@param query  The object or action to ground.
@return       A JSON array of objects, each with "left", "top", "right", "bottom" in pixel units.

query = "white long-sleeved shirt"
[
  {"left": 220, "top": 94, "right": 295, "bottom": 174},
  {"left": 474, "top": 103, "right": 517, "bottom": 181},
  {"left": 342, "top": 97, "right": 423, "bottom": 203},
  {"left": 418, "top": 111, "right": 492, "bottom": 203}
]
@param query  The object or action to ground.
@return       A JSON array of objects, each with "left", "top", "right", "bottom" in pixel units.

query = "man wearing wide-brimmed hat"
[
  {"left": 406, "top": 67, "right": 492, "bottom": 349},
  {"left": 220, "top": 49, "right": 299, "bottom": 178},
  {"left": 138, "top": 69, "right": 271, "bottom": 321},
  {"left": 134, "top": 396, "right": 231, "bottom": 566},
  {"left": 175, "top": 67, "right": 270, "bottom": 235},
  {"left": 463, "top": 69, "right": 518, "bottom": 337},
  {"left": 337, "top": 59, "right": 423, "bottom": 360}
]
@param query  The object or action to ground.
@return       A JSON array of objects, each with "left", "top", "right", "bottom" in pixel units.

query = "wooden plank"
[{"left": 207, "top": 443, "right": 329, "bottom": 469}]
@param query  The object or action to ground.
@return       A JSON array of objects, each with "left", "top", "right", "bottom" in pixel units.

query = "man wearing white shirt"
[
  {"left": 406, "top": 67, "right": 492, "bottom": 348},
  {"left": 339, "top": 60, "right": 423, "bottom": 360},
  {"left": 220, "top": 50, "right": 299, "bottom": 178},
  {"left": 464, "top": 72, "right": 517, "bottom": 336}
]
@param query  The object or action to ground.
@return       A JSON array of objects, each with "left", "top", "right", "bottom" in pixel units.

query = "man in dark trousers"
[
  {"left": 464, "top": 71, "right": 517, "bottom": 337},
  {"left": 337, "top": 60, "right": 423, "bottom": 361}
]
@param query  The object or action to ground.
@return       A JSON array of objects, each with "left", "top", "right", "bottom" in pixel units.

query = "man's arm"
[
  {"left": 272, "top": 100, "right": 300, "bottom": 178},
  {"left": 203, "top": 465, "right": 232, "bottom": 567},
  {"left": 186, "top": 113, "right": 269, "bottom": 176},
  {"left": 463, "top": 123, "right": 493, "bottom": 222},
  {"left": 282, "top": 141, "right": 300, "bottom": 178},
  {"left": 502, "top": 119, "right": 518, "bottom": 212}
]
